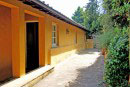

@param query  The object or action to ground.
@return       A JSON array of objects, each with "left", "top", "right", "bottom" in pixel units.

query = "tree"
[
  {"left": 83, "top": 0, "right": 100, "bottom": 33},
  {"left": 102, "top": 0, "right": 129, "bottom": 86},
  {"left": 72, "top": 7, "right": 84, "bottom": 25},
  {"left": 72, "top": 0, "right": 101, "bottom": 34}
]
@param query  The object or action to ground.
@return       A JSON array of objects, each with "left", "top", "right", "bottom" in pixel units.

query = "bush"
[
  {"left": 97, "top": 29, "right": 115, "bottom": 49},
  {"left": 105, "top": 28, "right": 129, "bottom": 87},
  {"left": 97, "top": 14, "right": 115, "bottom": 49}
]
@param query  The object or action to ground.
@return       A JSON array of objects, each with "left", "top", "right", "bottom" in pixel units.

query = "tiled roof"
[{"left": 19, "top": 0, "right": 89, "bottom": 32}]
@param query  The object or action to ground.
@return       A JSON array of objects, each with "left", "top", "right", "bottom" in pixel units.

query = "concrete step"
[{"left": 1, "top": 65, "right": 54, "bottom": 87}]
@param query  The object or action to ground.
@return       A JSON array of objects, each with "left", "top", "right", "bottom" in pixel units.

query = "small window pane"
[
  {"left": 54, "top": 38, "right": 56, "bottom": 43},
  {"left": 53, "top": 26, "right": 56, "bottom": 31},
  {"left": 52, "top": 32, "right": 55, "bottom": 37},
  {"left": 54, "top": 26, "right": 56, "bottom": 31},
  {"left": 52, "top": 38, "right": 54, "bottom": 44},
  {"left": 54, "top": 32, "right": 56, "bottom": 37}
]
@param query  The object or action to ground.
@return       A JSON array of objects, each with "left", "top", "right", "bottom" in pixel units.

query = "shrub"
[
  {"left": 97, "top": 29, "right": 115, "bottom": 49},
  {"left": 105, "top": 28, "right": 129, "bottom": 87}
]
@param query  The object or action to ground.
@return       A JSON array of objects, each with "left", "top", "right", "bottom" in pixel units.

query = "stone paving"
[{"left": 33, "top": 49, "right": 104, "bottom": 87}]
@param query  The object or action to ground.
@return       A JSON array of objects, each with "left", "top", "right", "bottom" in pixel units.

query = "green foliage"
[
  {"left": 98, "top": 14, "right": 114, "bottom": 31},
  {"left": 98, "top": 29, "right": 115, "bottom": 49},
  {"left": 97, "top": 0, "right": 130, "bottom": 86},
  {"left": 72, "top": 7, "right": 84, "bottom": 25},
  {"left": 103, "top": 0, "right": 129, "bottom": 27},
  {"left": 96, "top": 13, "right": 114, "bottom": 49},
  {"left": 72, "top": 1, "right": 129, "bottom": 86},
  {"left": 99, "top": 0, "right": 129, "bottom": 49},
  {"left": 72, "top": 0, "right": 100, "bottom": 34},
  {"left": 83, "top": 0, "right": 100, "bottom": 33},
  {"left": 105, "top": 28, "right": 129, "bottom": 87}
]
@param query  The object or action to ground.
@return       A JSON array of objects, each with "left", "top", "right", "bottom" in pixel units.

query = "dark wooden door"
[{"left": 26, "top": 22, "right": 39, "bottom": 72}]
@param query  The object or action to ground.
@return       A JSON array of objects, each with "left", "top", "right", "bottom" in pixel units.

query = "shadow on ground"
[{"left": 68, "top": 49, "right": 105, "bottom": 87}]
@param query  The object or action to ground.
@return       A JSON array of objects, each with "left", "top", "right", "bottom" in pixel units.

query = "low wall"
[
  {"left": 86, "top": 39, "right": 94, "bottom": 48},
  {"left": 50, "top": 43, "right": 86, "bottom": 66},
  {"left": 51, "top": 50, "right": 77, "bottom": 66}
]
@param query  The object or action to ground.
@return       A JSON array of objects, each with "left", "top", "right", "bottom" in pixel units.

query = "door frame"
[{"left": 24, "top": 10, "right": 46, "bottom": 71}]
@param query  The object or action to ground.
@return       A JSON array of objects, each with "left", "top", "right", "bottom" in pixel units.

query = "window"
[{"left": 52, "top": 24, "right": 57, "bottom": 47}]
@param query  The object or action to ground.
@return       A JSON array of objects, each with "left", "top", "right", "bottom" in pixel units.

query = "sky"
[{"left": 40, "top": 0, "right": 89, "bottom": 18}]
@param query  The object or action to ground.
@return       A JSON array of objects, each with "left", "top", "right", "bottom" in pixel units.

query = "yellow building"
[{"left": 0, "top": 0, "right": 91, "bottom": 86}]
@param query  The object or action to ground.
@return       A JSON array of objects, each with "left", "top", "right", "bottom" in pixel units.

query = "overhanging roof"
[{"left": 19, "top": 0, "right": 89, "bottom": 32}]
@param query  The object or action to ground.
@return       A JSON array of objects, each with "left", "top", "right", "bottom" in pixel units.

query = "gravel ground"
[{"left": 33, "top": 49, "right": 104, "bottom": 87}]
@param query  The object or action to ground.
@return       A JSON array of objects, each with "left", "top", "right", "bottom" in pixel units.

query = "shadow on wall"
[{"left": 68, "top": 49, "right": 105, "bottom": 87}]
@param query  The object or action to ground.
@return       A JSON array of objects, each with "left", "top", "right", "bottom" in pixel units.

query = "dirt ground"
[{"left": 33, "top": 49, "right": 105, "bottom": 87}]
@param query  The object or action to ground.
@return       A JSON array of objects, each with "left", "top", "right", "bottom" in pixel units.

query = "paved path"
[{"left": 33, "top": 49, "right": 104, "bottom": 87}]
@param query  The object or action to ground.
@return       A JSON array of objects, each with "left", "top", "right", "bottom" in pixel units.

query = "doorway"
[{"left": 26, "top": 22, "right": 39, "bottom": 73}]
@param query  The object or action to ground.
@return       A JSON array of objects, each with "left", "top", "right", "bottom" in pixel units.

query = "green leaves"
[
  {"left": 83, "top": 0, "right": 100, "bottom": 33},
  {"left": 97, "top": 28, "right": 115, "bottom": 49},
  {"left": 72, "top": 0, "right": 100, "bottom": 34},
  {"left": 105, "top": 28, "right": 129, "bottom": 87},
  {"left": 72, "top": 2, "right": 129, "bottom": 86},
  {"left": 104, "top": 0, "right": 129, "bottom": 27},
  {"left": 101, "top": 1, "right": 129, "bottom": 86},
  {"left": 72, "top": 7, "right": 84, "bottom": 25}
]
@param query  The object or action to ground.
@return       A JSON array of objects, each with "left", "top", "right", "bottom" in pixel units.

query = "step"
[{"left": 1, "top": 65, "right": 54, "bottom": 87}]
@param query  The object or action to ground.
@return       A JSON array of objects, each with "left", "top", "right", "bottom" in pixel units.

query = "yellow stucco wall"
[
  {"left": 0, "top": 0, "right": 87, "bottom": 81},
  {"left": 0, "top": 5, "right": 12, "bottom": 81},
  {"left": 86, "top": 39, "right": 94, "bottom": 48},
  {"left": 44, "top": 14, "right": 86, "bottom": 66},
  {"left": 25, "top": 13, "right": 38, "bottom": 22}
]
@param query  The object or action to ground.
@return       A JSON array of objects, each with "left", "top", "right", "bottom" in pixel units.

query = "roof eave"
[{"left": 20, "top": 0, "right": 89, "bottom": 32}]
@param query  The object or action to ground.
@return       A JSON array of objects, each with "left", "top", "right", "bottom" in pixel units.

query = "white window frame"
[{"left": 52, "top": 23, "right": 57, "bottom": 48}]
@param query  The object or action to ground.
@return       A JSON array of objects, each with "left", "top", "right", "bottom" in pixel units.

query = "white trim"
[{"left": 52, "top": 23, "right": 58, "bottom": 48}]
